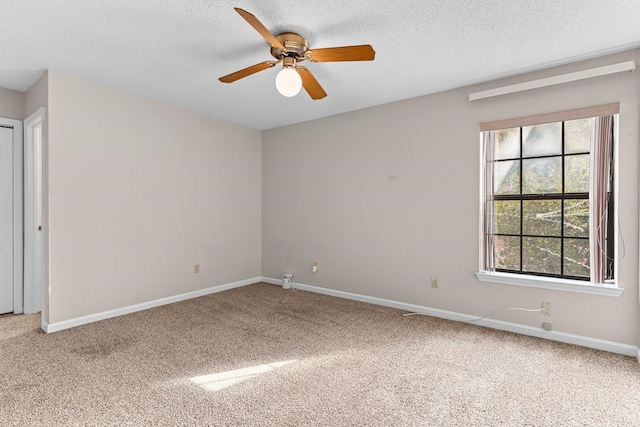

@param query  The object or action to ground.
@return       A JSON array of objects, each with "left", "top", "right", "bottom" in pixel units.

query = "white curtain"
[
  {"left": 482, "top": 131, "right": 496, "bottom": 272},
  {"left": 588, "top": 115, "right": 613, "bottom": 284}
]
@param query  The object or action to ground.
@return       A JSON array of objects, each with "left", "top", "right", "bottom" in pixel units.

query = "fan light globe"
[{"left": 275, "top": 67, "right": 302, "bottom": 97}]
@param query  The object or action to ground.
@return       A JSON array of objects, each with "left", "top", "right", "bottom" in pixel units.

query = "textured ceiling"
[{"left": 1, "top": 1, "right": 639, "bottom": 130}]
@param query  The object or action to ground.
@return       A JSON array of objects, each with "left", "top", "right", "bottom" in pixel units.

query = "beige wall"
[
  {"left": 2, "top": 49, "right": 639, "bottom": 349},
  {"left": 45, "top": 71, "right": 262, "bottom": 323},
  {"left": 24, "top": 72, "right": 48, "bottom": 119},
  {"left": 262, "top": 49, "right": 640, "bottom": 346},
  {"left": 0, "top": 87, "right": 25, "bottom": 120}
]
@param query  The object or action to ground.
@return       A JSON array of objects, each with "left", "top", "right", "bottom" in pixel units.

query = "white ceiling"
[{"left": 1, "top": 1, "right": 639, "bottom": 130}]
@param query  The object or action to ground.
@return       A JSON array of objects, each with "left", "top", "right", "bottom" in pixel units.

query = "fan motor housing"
[{"left": 270, "top": 32, "right": 309, "bottom": 62}]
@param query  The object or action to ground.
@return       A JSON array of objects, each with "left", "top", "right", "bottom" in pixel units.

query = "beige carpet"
[{"left": 1, "top": 282, "right": 639, "bottom": 426}]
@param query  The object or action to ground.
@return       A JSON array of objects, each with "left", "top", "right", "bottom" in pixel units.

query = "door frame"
[
  {"left": 23, "top": 108, "right": 44, "bottom": 314},
  {"left": 0, "top": 116, "right": 23, "bottom": 314}
]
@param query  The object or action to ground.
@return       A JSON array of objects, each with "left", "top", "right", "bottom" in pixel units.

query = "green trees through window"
[{"left": 486, "top": 116, "right": 612, "bottom": 280}]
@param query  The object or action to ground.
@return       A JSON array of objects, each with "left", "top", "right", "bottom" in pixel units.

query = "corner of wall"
[{"left": 24, "top": 71, "right": 49, "bottom": 119}]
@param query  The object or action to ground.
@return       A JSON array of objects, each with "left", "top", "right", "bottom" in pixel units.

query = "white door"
[{"left": 0, "top": 125, "right": 14, "bottom": 314}]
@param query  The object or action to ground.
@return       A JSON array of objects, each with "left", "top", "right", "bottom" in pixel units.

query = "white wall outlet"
[
  {"left": 194, "top": 264, "right": 200, "bottom": 274},
  {"left": 431, "top": 276, "right": 439, "bottom": 288},
  {"left": 543, "top": 322, "right": 552, "bottom": 331},
  {"left": 312, "top": 262, "right": 318, "bottom": 273},
  {"left": 541, "top": 301, "right": 550, "bottom": 315}
]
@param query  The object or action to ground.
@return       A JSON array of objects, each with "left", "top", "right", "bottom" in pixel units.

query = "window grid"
[{"left": 491, "top": 121, "right": 591, "bottom": 281}]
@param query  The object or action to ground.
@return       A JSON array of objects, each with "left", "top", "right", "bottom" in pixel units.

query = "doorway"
[{"left": 23, "top": 108, "right": 44, "bottom": 314}]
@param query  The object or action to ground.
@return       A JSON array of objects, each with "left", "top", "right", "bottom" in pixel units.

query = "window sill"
[{"left": 475, "top": 271, "right": 624, "bottom": 297}]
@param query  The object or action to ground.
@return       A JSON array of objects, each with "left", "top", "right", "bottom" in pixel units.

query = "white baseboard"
[
  {"left": 261, "top": 277, "right": 282, "bottom": 286},
  {"left": 44, "top": 277, "right": 263, "bottom": 333},
  {"left": 43, "top": 275, "right": 639, "bottom": 360},
  {"left": 266, "top": 277, "right": 639, "bottom": 359}
]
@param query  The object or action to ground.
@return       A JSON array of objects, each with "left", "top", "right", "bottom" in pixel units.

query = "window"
[{"left": 479, "top": 105, "right": 618, "bottom": 289}]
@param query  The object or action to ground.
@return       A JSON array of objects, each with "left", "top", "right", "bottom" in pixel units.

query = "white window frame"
[{"left": 475, "top": 104, "right": 624, "bottom": 297}]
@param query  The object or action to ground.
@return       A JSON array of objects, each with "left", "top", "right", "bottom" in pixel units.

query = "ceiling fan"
[{"left": 219, "top": 8, "right": 375, "bottom": 100}]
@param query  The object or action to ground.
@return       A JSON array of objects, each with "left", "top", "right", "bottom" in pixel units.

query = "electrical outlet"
[
  {"left": 541, "top": 301, "right": 550, "bottom": 315},
  {"left": 543, "top": 322, "right": 552, "bottom": 331},
  {"left": 312, "top": 262, "right": 318, "bottom": 273},
  {"left": 194, "top": 264, "right": 200, "bottom": 274},
  {"left": 431, "top": 276, "right": 439, "bottom": 288}
]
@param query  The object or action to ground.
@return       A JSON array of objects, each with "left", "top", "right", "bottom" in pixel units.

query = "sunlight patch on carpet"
[{"left": 190, "top": 359, "right": 297, "bottom": 392}]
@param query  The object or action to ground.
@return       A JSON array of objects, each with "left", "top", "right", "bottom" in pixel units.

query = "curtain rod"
[{"left": 469, "top": 60, "right": 636, "bottom": 102}]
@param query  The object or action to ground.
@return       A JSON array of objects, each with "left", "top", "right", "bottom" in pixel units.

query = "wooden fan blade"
[
  {"left": 307, "top": 45, "right": 375, "bottom": 62},
  {"left": 234, "top": 8, "right": 286, "bottom": 51},
  {"left": 219, "top": 61, "right": 278, "bottom": 83},
  {"left": 297, "top": 67, "right": 327, "bottom": 100}
]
